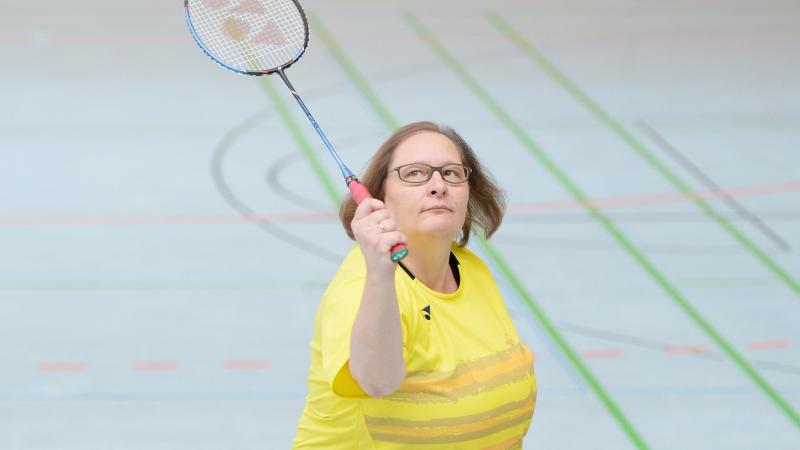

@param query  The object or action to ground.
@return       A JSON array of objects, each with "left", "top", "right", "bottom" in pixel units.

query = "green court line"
[
  {"left": 257, "top": 78, "right": 342, "bottom": 205},
  {"left": 0, "top": 280, "right": 327, "bottom": 291},
  {"left": 486, "top": 13, "right": 800, "bottom": 297},
  {"left": 404, "top": 12, "right": 800, "bottom": 430},
  {"left": 311, "top": 15, "right": 650, "bottom": 449},
  {"left": 310, "top": 15, "right": 401, "bottom": 131}
]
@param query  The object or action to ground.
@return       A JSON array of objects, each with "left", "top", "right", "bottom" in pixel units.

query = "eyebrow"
[{"left": 404, "top": 160, "right": 463, "bottom": 165}]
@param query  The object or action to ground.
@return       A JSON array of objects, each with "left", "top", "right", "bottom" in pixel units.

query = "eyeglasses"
[{"left": 392, "top": 163, "right": 472, "bottom": 185}]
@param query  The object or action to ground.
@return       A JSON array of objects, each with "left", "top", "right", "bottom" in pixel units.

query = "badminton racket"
[{"left": 183, "top": 0, "right": 407, "bottom": 262}]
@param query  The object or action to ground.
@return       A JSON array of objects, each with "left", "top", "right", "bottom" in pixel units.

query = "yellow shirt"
[{"left": 293, "top": 244, "right": 536, "bottom": 449}]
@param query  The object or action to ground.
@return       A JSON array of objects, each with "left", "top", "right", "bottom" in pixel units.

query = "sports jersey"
[{"left": 293, "top": 243, "right": 536, "bottom": 449}]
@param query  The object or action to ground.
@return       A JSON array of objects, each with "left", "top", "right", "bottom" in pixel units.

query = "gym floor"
[{"left": 2, "top": 0, "right": 799, "bottom": 448}]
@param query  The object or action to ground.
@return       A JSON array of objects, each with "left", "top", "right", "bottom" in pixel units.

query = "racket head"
[{"left": 184, "top": 0, "right": 309, "bottom": 75}]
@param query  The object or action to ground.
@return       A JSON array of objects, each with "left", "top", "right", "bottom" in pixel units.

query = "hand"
[{"left": 351, "top": 198, "right": 407, "bottom": 277}]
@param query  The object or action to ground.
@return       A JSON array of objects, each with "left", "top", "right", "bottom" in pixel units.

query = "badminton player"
[{"left": 293, "top": 122, "right": 537, "bottom": 448}]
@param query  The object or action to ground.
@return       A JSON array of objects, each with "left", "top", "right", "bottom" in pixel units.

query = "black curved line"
[
  {"left": 265, "top": 152, "right": 332, "bottom": 211},
  {"left": 263, "top": 128, "right": 390, "bottom": 211},
  {"left": 210, "top": 109, "right": 342, "bottom": 264}
]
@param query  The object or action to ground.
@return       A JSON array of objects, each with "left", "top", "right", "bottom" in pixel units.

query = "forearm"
[{"left": 349, "top": 273, "right": 406, "bottom": 397}]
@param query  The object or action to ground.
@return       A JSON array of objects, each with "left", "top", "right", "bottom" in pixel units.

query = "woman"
[{"left": 293, "top": 122, "right": 536, "bottom": 449}]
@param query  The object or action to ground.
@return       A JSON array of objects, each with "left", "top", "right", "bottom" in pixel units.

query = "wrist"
[{"left": 365, "top": 266, "right": 396, "bottom": 285}]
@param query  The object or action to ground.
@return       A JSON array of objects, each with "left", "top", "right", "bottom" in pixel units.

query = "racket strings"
[{"left": 188, "top": 0, "right": 306, "bottom": 72}]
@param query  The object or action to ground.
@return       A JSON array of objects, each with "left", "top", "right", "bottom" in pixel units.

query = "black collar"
[{"left": 398, "top": 252, "right": 461, "bottom": 287}]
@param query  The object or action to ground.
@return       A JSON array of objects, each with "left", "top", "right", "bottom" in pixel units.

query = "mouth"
[{"left": 422, "top": 206, "right": 453, "bottom": 213}]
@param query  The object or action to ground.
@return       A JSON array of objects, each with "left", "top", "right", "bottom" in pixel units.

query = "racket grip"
[
  {"left": 347, "top": 180, "right": 408, "bottom": 262},
  {"left": 348, "top": 179, "right": 372, "bottom": 204}
]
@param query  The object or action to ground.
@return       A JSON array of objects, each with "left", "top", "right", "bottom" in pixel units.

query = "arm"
[{"left": 348, "top": 199, "right": 407, "bottom": 397}]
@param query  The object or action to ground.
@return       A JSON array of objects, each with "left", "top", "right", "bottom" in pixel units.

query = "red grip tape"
[{"left": 348, "top": 181, "right": 372, "bottom": 204}]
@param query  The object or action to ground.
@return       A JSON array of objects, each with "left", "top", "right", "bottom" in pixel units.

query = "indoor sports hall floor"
[{"left": 2, "top": 0, "right": 799, "bottom": 449}]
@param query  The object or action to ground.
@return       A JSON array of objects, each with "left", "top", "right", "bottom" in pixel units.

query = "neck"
[{"left": 401, "top": 234, "right": 456, "bottom": 293}]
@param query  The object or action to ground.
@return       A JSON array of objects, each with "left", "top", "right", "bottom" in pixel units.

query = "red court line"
[
  {"left": 32, "top": 343, "right": 790, "bottom": 373},
  {"left": 0, "top": 33, "right": 28, "bottom": 44},
  {"left": 509, "top": 180, "right": 800, "bottom": 213},
  {"left": 664, "top": 345, "right": 708, "bottom": 355},
  {"left": 224, "top": 360, "right": 271, "bottom": 370},
  {"left": 582, "top": 349, "right": 624, "bottom": 358},
  {"left": 132, "top": 361, "right": 179, "bottom": 371},
  {"left": 0, "top": 212, "right": 336, "bottom": 226},
  {"left": 749, "top": 340, "right": 790, "bottom": 350},
  {"left": 1, "top": 180, "right": 797, "bottom": 226},
  {"left": 38, "top": 362, "right": 87, "bottom": 372},
  {"left": 4, "top": 29, "right": 797, "bottom": 46}
]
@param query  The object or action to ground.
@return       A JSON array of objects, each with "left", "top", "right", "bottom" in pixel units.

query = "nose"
[{"left": 428, "top": 170, "right": 447, "bottom": 197}]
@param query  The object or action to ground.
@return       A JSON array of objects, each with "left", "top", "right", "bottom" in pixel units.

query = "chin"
[{"left": 420, "top": 223, "right": 460, "bottom": 238}]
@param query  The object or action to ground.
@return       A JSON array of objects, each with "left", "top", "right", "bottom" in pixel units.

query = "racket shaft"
[{"left": 277, "top": 71, "right": 407, "bottom": 262}]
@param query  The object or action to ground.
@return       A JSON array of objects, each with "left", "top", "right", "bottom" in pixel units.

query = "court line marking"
[
  {"left": 2, "top": 178, "right": 796, "bottom": 226},
  {"left": 750, "top": 340, "right": 791, "bottom": 350},
  {"left": 487, "top": 13, "right": 800, "bottom": 297},
  {"left": 636, "top": 120, "right": 791, "bottom": 251},
  {"left": 582, "top": 349, "right": 624, "bottom": 358},
  {"left": 33, "top": 341, "right": 793, "bottom": 374},
  {"left": 405, "top": 11, "right": 800, "bottom": 431},
  {"left": 38, "top": 362, "right": 87, "bottom": 372},
  {"left": 0, "top": 280, "right": 327, "bottom": 291},
  {"left": 561, "top": 322, "right": 800, "bottom": 376},
  {"left": 256, "top": 78, "right": 342, "bottom": 206},
  {"left": 311, "top": 13, "right": 648, "bottom": 450},
  {"left": 35, "top": 360, "right": 272, "bottom": 372},
  {"left": 132, "top": 361, "right": 179, "bottom": 371},
  {"left": 208, "top": 109, "right": 343, "bottom": 263}
]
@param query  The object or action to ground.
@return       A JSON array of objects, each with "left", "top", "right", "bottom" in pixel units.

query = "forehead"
[{"left": 391, "top": 131, "right": 463, "bottom": 165}]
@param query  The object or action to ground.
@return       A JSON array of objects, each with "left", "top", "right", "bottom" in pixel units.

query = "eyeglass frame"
[{"left": 390, "top": 163, "right": 472, "bottom": 185}]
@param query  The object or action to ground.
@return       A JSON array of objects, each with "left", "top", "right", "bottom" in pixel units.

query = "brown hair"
[{"left": 339, "top": 121, "right": 506, "bottom": 246}]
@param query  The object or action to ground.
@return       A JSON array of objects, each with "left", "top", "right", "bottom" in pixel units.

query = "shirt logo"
[{"left": 421, "top": 305, "right": 431, "bottom": 321}]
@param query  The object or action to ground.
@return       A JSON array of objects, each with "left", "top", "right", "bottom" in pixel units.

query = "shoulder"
[
  {"left": 320, "top": 245, "right": 366, "bottom": 305},
  {"left": 326, "top": 245, "right": 368, "bottom": 288},
  {"left": 451, "top": 243, "right": 491, "bottom": 274},
  {"left": 452, "top": 244, "right": 504, "bottom": 298},
  {"left": 334, "top": 245, "right": 367, "bottom": 277}
]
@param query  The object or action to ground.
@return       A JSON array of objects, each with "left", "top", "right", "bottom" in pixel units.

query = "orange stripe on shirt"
[
  {"left": 400, "top": 345, "right": 533, "bottom": 392},
  {"left": 367, "top": 401, "right": 534, "bottom": 444},
  {"left": 387, "top": 343, "right": 533, "bottom": 403},
  {"left": 365, "top": 390, "right": 535, "bottom": 443},
  {"left": 481, "top": 434, "right": 524, "bottom": 450}
]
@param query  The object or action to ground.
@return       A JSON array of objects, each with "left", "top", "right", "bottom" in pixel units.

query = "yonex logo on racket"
[{"left": 200, "top": 0, "right": 289, "bottom": 45}]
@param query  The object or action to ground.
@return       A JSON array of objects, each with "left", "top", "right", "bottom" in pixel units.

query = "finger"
[
  {"left": 378, "top": 219, "right": 397, "bottom": 233},
  {"left": 353, "top": 209, "right": 390, "bottom": 235},
  {"left": 367, "top": 209, "right": 391, "bottom": 226},
  {"left": 352, "top": 198, "right": 385, "bottom": 220},
  {"left": 378, "top": 231, "right": 407, "bottom": 254}
]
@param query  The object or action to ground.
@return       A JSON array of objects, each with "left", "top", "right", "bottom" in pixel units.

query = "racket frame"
[
  {"left": 183, "top": 0, "right": 408, "bottom": 262},
  {"left": 183, "top": 0, "right": 309, "bottom": 76}
]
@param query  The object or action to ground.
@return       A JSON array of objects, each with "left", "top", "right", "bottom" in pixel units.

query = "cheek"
[
  {"left": 458, "top": 191, "right": 470, "bottom": 215},
  {"left": 383, "top": 187, "right": 410, "bottom": 220}
]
